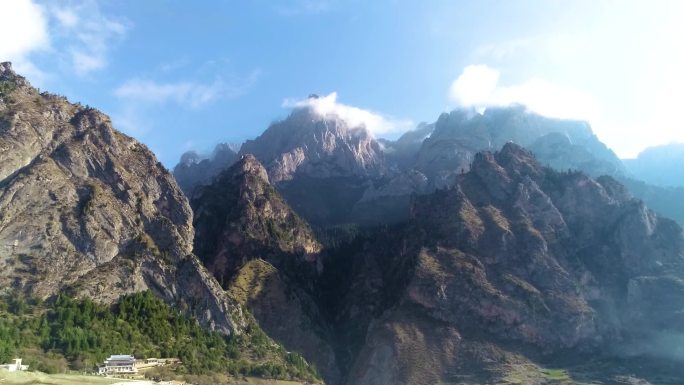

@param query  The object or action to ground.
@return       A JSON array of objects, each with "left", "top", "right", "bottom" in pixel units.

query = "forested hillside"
[{"left": 0, "top": 291, "right": 319, "bottom": 383}]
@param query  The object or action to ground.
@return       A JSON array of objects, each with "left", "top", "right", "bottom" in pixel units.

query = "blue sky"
[{"left": 1, "top": 0, "right": 683, "bottom": 165}]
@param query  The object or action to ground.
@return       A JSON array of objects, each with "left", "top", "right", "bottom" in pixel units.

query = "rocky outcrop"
[
  {"left": 378, "top": 122, "right": 434, "bottom": 170},
  {"left": 240, "top": 107, "right": 387, "bottom": 183},
  {"left": 173, "top": 143, "right": 239, "bottom": 196},
  {"left": 191, "top": 154, "right": 322, "bottom": 282},
  {"left": 618, "top": 177, "right": 684, "bottom": 225},
  {"left": 191, "top": 154, "right": 339, "bottom": 383},
  {"left": 234, "top": 106, "right": 390, "bottom": 225},
  {"left": 415, "top": 106, "right": 625, "bottom": 181},
  {"left": 0, "top": 62, "right": 244, "bottom": 335},
  {"left": 341, "top": 143, "right": 684, "bottom": 384}
]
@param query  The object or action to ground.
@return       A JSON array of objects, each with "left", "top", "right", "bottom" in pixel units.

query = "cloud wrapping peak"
[
  {"left": 283, "top": 92, "right": 413, "bottom": 137},
  {"left": 449, "top": 64, "right": 600, "bottom": 122}
]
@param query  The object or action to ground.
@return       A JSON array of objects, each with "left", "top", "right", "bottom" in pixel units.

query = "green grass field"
[
  {"left": 0, "top": 370, "right": 309, "bottom": 385},
  {"left": 0, "top": 370, "right": 143, "bottom": 385}
]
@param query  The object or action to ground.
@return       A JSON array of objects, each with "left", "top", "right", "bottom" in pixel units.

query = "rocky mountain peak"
[
  {"left": 192, "top": 155, "right": 322, "bottom": 286},
  {"left": 415, "top": 106, "right": 624, "bottom": 180},
  {"left": 239, "top": 108, "right": 386, "bottom": 183},
  {"left": 173, "top": 143, "right": 240, "bottom": 196},
  {"left": 234, "top": 153, "right": 270, "bottom": 184},
  {"left": 495, "top": 141, "right": 543, "bottom": 177}
]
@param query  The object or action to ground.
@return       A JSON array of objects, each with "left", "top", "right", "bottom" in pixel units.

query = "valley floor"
[
  {"left": 0, "top": 370, "right": 141, "bottom": 385},
  {"left": 0, "top": 371, "right": 309, "bottom": 385}
]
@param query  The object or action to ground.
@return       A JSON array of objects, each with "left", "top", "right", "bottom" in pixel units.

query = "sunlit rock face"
[
  {"left": 173, "top": 104, "right": 630, "bottom": 227},
  {"left": 240, "top": 108, "right": 387, "bottom": 183},
  {"left": 0, "top": 62, "right": 245, "bottom": 336},
  {"left": 414, "top": 106, "right": 625, "bottom": 181},
  {"left": 342, "top": 143, "right": 684, "bottom": 385}
]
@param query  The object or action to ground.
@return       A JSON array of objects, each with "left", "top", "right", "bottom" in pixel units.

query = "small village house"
[
  {"left": 97, "top": 355, "right": 138, "bottom": 375},
  {"left": 0, "top": 358, "right": 29, "bottom": 372}
]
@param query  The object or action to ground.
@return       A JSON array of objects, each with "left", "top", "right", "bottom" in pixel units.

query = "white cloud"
[
  {"left": 0, "top": 0, "right": 49, "bottom": 82},
  {"left": 449, "top": 64, "right": 601, "bottom": 122},
  {"left": 0, "top": 0, "right": 49, "bottom": 59},
  {"left": 48, "top": 1, "right": 128, "bottom": 76},
  {"left": 473, "top": 38, "right": 540, "bottom": 61},
  {"left": 283, "top": 92, "right": 414, "bottom": 137},
  {"left": 114, "top": 79, "right": 223, "bottom": 108},
  {"left": 449, "top": 65, "right": 500, "bottom": 108},
  {"left": 274, "top": 0, "right": 335, "bottom": 16},
  {"left": 114, "top": 68, "right": 260, "bottom": 108},
  {"left": 111, "top": 66, "right": 260, "bottom": 144},
  {"left": 53, "top": 7, "right": 78, "bottom": 28}
]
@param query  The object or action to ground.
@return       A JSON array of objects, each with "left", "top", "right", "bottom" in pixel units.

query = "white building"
[
  {"left": 0, "top": 358, "right": 29, "bottom": 372},
  {"left": 97, "top": 355, "right": 138, "bottom": 375}
]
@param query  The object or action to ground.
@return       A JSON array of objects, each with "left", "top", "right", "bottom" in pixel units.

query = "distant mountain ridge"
[
  {"left": 624, "top": 142, "right": 684, "bottom": 187},
  {"left": 412, "top": 105, "right": 625, "bottom": 181},
  {"left": 174, "top": 142, "right": 239, "bottom": 196},
  {"left": 175, "top": 104, "right": 636, "bottom": 226}
]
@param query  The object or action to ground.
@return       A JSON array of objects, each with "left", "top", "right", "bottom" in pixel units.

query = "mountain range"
[
  {"left": 3, "top": 62, "right": 684, "bottom": 384},
  {"left": 175, "top": 98, "right": 684, "bottom": 228}
]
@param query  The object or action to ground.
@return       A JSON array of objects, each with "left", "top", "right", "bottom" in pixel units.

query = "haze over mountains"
[
  {"left": 175, "top": 96, "right": 684, "bottom": 228},
  {"left": 624, "top": 143, "right": 684, "bottom": 187},
  {"left": 4, "top": 62, "right": 684, "bottom": 385}
]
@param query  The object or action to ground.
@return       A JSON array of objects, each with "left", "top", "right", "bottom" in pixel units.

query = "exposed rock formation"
[
  {"left": 173, "top": 143, "right": 239, "bottom": 196},
  {"left": 191, "top": 154, "right": 339, "bottom": 383},
  {"left": 414, "top": 106, "right": 625, "bottom": 182},
  {"left": 378, "top": 122, "right": 434, "bottom": 170},
  {"left": 340, "top": 144, "right": 684, "bottom": 384},
  {"left": 0, "top": 62, "right": 243, "bottom": 335},
  {"left": 192, "top": 154, "right": 322, "bottom": 281},
  {"left": 240, "top": 107, "right": 387, "bottom": 183}
]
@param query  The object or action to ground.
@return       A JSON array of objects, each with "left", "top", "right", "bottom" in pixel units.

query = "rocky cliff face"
[
  {"left": 192, "top": 154, "right": 322, "bottom": 282},
  {"left": 0, "top": 62, "right": 243, "bottom": 335},
  {"left": 173, "top": 143, "right": 239, "bottom": 196},
  {"left": 414, "top": 106, "right": 625, "bottom": 182},
  {"left": 341, "top": 143, "right": 684, "bottom": 384},
  {"left": 240, "top": 106, "right": 386, "bottom": 183},
  {"left": 191, "top": 144, "right": 684, "bottom": 385},
  {"left": 378, "top": 122, "right": 434, "bottom": 170},
  {"left": 234, "top": 106, "right": 389, "bottom": 225},
  {"left": 191, "top": 154, "right": 340, "bottom": 383}
]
